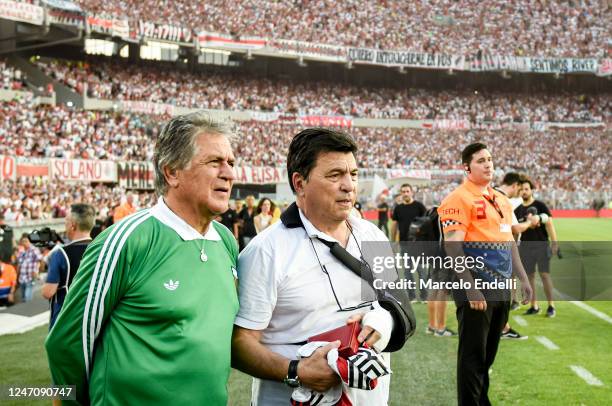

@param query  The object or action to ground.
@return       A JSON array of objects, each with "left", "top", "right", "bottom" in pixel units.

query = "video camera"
[{"left": 28, "top": 227, "right": 64, "bottom": 249}]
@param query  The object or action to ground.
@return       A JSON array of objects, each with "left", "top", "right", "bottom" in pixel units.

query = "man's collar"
[
  {"left": 463, "top": 178, "right": 494, "bottom": 197},
  {"left": 280, "top": 202, "right": 350, "bottom": 244},
  {"left": 151, "top": 198, "right": 221, "bottom": 241},
  {"left": 280, "top": 202, "right": 302, "bottom": 228}
]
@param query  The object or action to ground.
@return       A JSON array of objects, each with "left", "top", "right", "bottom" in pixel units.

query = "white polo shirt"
[{"left": 236, "top": 208, "right": 392, "bottom": 405}]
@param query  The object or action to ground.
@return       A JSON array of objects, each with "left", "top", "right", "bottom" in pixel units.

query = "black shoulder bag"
[{"left": 281, "top": 203, "right": 416, "bottom": 352}]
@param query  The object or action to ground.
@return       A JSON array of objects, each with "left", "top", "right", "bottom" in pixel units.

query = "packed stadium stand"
[
  {"left": 33, "top": 58, "right": 610, "bottom": 121},
  {"left": 74, "top": 0, "right": 609, "bottom": 57},
  {"left": 0, "top": 0, "right": 609, "bottom": 224},
  {"left": 1, "top": 58, "right": 26, "bottom": 90}
]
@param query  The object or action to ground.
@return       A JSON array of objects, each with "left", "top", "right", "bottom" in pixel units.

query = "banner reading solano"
[{"left": 348, "top": 48, "right": 465, "bottom": 70}]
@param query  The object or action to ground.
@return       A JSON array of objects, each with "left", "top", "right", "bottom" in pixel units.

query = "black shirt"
[
  {"left": 392, "top": 200, "right": 427, "bottom": 241},
  {"left": 377, "top": 202, "right": 389, "bottom": 222},
  {"left": 220, "top": 208, "right": 237, "bottom": 231},
  {"left": 239, "top": 207, "right": 257, "bottom": 237},
  {"left": 514, "top": 200, "right": 552, "bottom": 241}
]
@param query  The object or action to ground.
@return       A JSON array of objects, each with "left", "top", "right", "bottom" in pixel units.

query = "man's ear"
[
  {"left": 163, "top": 166, "right": 180, "bottom": 189},
  {"left": 292, "top": 172, "right": 306, "bottom": 196}
]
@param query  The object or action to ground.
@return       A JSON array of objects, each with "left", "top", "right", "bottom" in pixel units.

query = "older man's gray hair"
[{"left": 153, "top": 112, "right": 233, "bottom": 196}]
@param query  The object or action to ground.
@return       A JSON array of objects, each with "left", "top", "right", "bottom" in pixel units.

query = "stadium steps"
[{"left": 7, "top": 55, "right": 82, "bottom": 108}]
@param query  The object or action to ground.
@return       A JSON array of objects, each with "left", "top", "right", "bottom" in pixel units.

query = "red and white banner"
[
  {"left": 16, "top": 157, "right": 48, "bottom": 177},
  {"left": 121, "top": 100, "right": 174, "bottom": 116},
  {"left": 432, "top": 119, "right": 471, "bottom": 130},
  {"left": 86, "top": 15, "right": 129, "bottom": 38},
  {"left": 50, "top": 159, "right": 117, "bottom": 182},
  {"left": 598, "top": 59, "right": 612, "bottom": 76},
  {"left": 47, "top": 8, "right": 85, "bottom": 29},
  {"left": 0, "top": 0, "right": 44, "bottom": 25},
  {"left": 0, "top": 155, "right": 16, "bottom": 181},
  {"left": 234, "top": 166, "right": 286, "bottom": 185},
  {"left": 267, "top": 39, "right": 346, "bottom": 62},
  {"left": 386, "top": 169, "right": 431, "bottom": 181},
  {"left": 300, "top": 115, "right": 353, "bottom": 128},
  {"left": 197, "top": 31, "right": 266, "bottom": 50},
  {"left": 248, "top": 112, "right": 282, "bottom": 122},
  {"left": 139, "top": 20, "right": 192, "bottom": 43},
  {"left": 117, "top": 161, "right": 155, "bottom": 190}
]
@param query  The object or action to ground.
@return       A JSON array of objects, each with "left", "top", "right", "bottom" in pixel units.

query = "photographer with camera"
[
  {"left": 41, "top": 204, "right": 95, "bottom": 328},
  {"left": 16, "top": 233, "right": 43, "bottom": 302}
]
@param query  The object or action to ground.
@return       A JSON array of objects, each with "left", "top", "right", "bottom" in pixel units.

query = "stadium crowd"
[
  {"left": 0, "top": 178, "right": 156, "bottom": 224},
  {"left": 0, "top": 99, "right": 608, "bottom": 210},
  {"left": 74, "top": 0, "right": 609, "bottom": 57},
  {"left": 0, "top": 101, "right": 157, "bottom": 161},
  {"left": 35, "top": 59, "right": 609, "bottom": 122},
  {"left": 1, "top": 59, "right": 26, "bottom": 91}
]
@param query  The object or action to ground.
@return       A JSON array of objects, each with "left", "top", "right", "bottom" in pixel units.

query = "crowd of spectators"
[
  {"left": 0, "top": 100, "right": 158, "bottom": 161},
  {"left": 35, "top": 59, "right": 610, "bottom": 122},
  {"left": 1, "top": 59, "right": 26, "bottom": 91},
  {"left": 0, "top": 178, "right": 156, "bottom": 224},
  {"left": 1, "top": 99, "right": 608, "bottom": 209},
  {"left": 73, "top": 0, "right": 609, "bottom": 57},
  {"left": 235, "top": 122, "right": 611, "bottom": 203}
]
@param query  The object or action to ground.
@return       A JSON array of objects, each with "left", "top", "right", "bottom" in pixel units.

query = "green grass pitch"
[{"left": 1, "top": 218, "right": 611, "bottom": 405}]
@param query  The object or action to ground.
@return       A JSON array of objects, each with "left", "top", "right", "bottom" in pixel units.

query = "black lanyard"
[{"left": 483, "top": 193, "right": 504, "bottom": 219}]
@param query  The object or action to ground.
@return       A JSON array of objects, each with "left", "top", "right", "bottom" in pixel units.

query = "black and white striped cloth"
[{"left": 290, "top": 342, "right": 391, "bottom": 406}]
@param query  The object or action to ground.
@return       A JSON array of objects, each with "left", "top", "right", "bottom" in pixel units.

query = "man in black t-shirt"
[
  {"left": 220, "top": 202, "right": 238, "bottom": 239},
  {"left": 377, "top": 195, "right": 390, "bottom": 237},
  {"left": 238, "top": 195, "right": 257, "bottom": 251},
  {"left": 514, "top": 179, "right": 559, "bottom": 317},
  {"left": 391, "top": 184, "right": 427, "bottom": 242},
  {"left": 391, "top": 184, "right": 427, "bottom": 301}
]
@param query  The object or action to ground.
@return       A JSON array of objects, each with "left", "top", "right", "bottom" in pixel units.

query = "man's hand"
[
  {"left": 466, "top": 289, "right": 487, "bottom": 312},
  {"left": 346, "top": 313, "right": 382, "bottom": 347},
  {"left": 527, "top": 213, "right": 541, "bottom": 228},
  {"left": 297, "top": 341, "right": 341, "bottom": 392},
  {"left": 551, "top": 241, "right": 559, "bottom": 256},
  {"left": 7, "top": 292, "right": 14, "bottom": 304},
  {"left": 520, "top": 280, "right": 533, "bottom": 305}
]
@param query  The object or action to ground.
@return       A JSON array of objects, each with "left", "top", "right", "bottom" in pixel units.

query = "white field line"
[
  {"left": 512, "top": 315, "right": 528, "bottom": 327},
  {"left": 535, "top": 336, "right": 559, "bottom": 350},
  {"left": 545, "top": 282, "right": 612, "bottom": 325},
  {"left": 569, "top": 365, "right": 604, "bottom": 386},
  {"left": 0, "top": 311, "right": 49, "bottom": 335},
  {"left": 569, "top": 301, "right": 612, "bottom": 325}
]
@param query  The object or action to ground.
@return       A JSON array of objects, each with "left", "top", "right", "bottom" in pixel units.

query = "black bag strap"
[{"left": 280, "top": 202, "right": 415, "bottom": 351}]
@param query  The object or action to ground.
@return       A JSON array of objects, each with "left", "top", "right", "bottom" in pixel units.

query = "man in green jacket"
[{"left": 46, "top": 112, "right": 239, "bottom": 405}]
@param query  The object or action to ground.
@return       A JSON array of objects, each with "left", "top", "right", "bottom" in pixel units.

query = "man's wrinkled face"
[
  {"left": 300, "top": 151, "right": 358, "bottom": 223},
  {"left": 171, "top": 133, "right": 236, "bottom": 217}
]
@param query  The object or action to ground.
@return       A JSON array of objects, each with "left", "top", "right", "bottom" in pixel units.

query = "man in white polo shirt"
[{"left": 232, "top": 128, "right": 412, "bottom": 405}]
